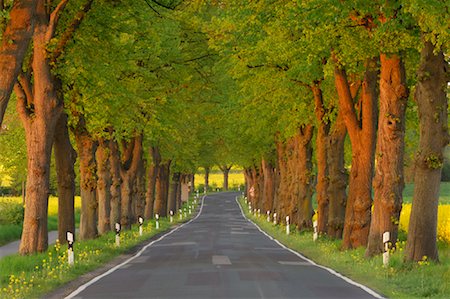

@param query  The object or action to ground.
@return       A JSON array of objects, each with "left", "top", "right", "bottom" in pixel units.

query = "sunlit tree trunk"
[
  {"left": 367, "top": 54, "right": 408, "bottom": 257},
  {"left": 334, "top": 59, "right": 378, "bottom": 249},
  {"left": 0, "top": 0, "right": 36, "bottom": 126}
]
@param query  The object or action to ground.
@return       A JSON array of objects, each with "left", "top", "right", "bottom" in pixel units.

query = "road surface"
[{"left": 66, "top": 192, "right": 382, "bottom": 299}]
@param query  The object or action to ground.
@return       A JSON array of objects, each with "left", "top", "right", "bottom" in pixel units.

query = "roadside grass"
[
  {"left": 239, "top": 197, "right": 450, "bottom": 298},
  {"left": 0, "top": 197, "right": 81, "bottom": 246},
  {"left": 0, "top": 198, "right": 200, "bottom": 299}
]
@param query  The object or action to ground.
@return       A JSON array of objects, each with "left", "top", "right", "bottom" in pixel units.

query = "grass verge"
[
  {"left": 0, "top": 198, "right": 200, "bottom": 299},
  {"left": 238, "top": 197, "right": 450, "bottom": 298}
]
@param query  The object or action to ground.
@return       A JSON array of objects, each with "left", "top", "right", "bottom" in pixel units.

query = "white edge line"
[
  {"left": 235, "top": 196, "right": 385, "bottom": 299},
  {"left": 65, "top": 195, "right": 207, "bottom": 299}
]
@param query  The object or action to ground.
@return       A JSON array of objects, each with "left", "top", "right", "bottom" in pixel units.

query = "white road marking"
[
  {"left": 212, "top": 255, "right": 232, "bottom": 265},
  {"left": 235, "top": 196, "right": 385, "bottom": 299},
  {"left": 65, "top": 195, "right": 207, "bottom": 299}
]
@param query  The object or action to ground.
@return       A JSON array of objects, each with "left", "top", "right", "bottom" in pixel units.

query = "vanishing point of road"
[{"left": 65, "top": 192, "right": 383, "bottom": 299}]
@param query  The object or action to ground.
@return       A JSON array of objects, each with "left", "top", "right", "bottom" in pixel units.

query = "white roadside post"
[
  {"left": 286, "top": 216, "right": 290, "bottom": 235},
  {"left": 67, "top": 231, "right": 74, "bottom": 266},
  {"left": 189, "top": 205, "right": 192, "bottom": 215},
  {"left": 238, "top": 185, "right": 241, "bottom": 192},
  {"left": 383, "top": 231, "right": 390, "bottom": 267},
  {"left": 184, "top": 208, "right": 187, "bottom": 218},
  {"left": 253, "top": 208, "right": 256, "bottom": 216},
  {"left": 179, "top": 209, "right": 183, "bottom": 220},
  {"left": 313, "top": 220, "right": 318, "bottom": 241},
  {"left": 257, "top": 209, "right": 261, "bottom": 217},
  {"left": 155, "top": 214, "right": 160, "bottom": 229},
  {"left": 170, "top": 210, "right": 174, "bottom": 223},
  {"left": 115, "top": 223, "right": 121, "bottom": 247},
  {"left": 266, "top": 211, "right": 270, "bottom": 222},
  {"left": 138, "top": 216, "right": 144, "bottom": 236},
  {"left": 273, "top": 212, "right": 277, "bottom": 225}
]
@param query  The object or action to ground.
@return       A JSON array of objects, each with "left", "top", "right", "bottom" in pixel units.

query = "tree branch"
[
  {"left": 46, "top": 0, "right": 69, "bottom": 42},
  {"left": 51, "top": 0, "right": 93, "bottom": 63},
  {"left": 14, "top": 82, "right": 31, "bottom": 121}
]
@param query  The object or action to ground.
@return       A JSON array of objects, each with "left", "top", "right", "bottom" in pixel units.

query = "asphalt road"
[{"left": 67, "top": 192, "right": 382, "bottom": 299}]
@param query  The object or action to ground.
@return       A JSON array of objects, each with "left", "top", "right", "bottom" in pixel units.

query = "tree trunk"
[
  {"left": 312, "top": 84, "right": 331, "bottom": 234},
  {"left": 294, "top": 125, "right": 315, "bottom": 230},
  {"left": 74, "top": 117, "right": 98, "bottom": 240},
  {"left": 134, "top": 154, "right": 146, "bottom": 220},
  {"left": 168, "top": 172, "right": 180, "bottom": 215},
  {"left": 367, "top": 54, "right": 408, "bottom": 257},
  {"left": 274, "top": 140, "right": 288, "bottom": 218},
  {"left": 327, "top": 111, "right": 348, "bottom": 239},
  {"left": 219, "top": 165, "right": 232, "bottom": 191},
  {"left": 17, "top": 1, "right": 65, "bottom": 254},
  {"left": 109, "top": 138, "right": 122, "bottom": 229},
  {"left": 144, "top": 146, "right": 159, "bottom": 219},
  {"left": 176, "top": 174, "right": 184, "bottom": 210},
  {"left": 334, "top": 60, "right": 378, "bottom": 249},
  {"left": 405, "top": 41, "right": 449, "bottom": 262},
  {"left": 204, "top": 166, "right": 210, "bottom": 192},
  {"left": 120, "top": 134, "right": 143, "bottom": 230},
  {"left": 154, "top": 161, "right": 171, "bottom": 217},
  {"left": 96, "top": 138, "right": 111, "bottom": 235},
  {"left": 0, "top": 0, "right": 36, "bottom": 126},
  {"left": 261, "top": 158, "right": 275, "bottom": 214},
  {"left": 54, "top": 112, "right": 77, "bottom": 243}
]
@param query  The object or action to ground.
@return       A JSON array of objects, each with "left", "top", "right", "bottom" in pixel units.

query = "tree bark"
[
  {"left": 109, "top": 138, "right": 122, "bottom": 230},
  {"left": 54, "top": 112, "right": 76, "bottom": 243},
  {"left": 96, "top": 138, "right": 111, "bottom": 235},
  {"left": 0, "top": 0, "right": 36, "bottom": 126},
  {"left": 367, "top": 54, "right": 408, "bottom": 257},
  {"left": 176, "top": 174, "right": 185, "bottom": 210},
  {"left": 74, "top": 116, "right": 98, "bottom": 240},
  {"left": 17, "top": 0, "right": 66, "bottom": 254},
  {"left": 334, "top": 60, "right": 378, "bottom": 249},
  {"left": 168, "top": 172, "right": 180, "bottom": 215},
  {"left": 120, "top": 134, "right": 143, "bottom": 230},
  {"left": 134, "top": 153, "right": 146, "bottom": 220},
  {"left": 154, "top": 161, "right": 171, "bottom": 217},
  {"left": 219, "top": 165, "right": 232, "bottom": 190},
  {"left": 327, "top": 111, "right": 348, "bottom": 239},
  {"left": 294, "top": 125, "right": 315, "bottom": 230},
  {"left": 405, "top": 41, "right": 449, "bottom": 262},
  {"left": 312, "top": 84, "right": 331, "bottom": 234},
  {"left": 144, "top": 146, "right": 159, "bottom": 219},
  {"left": 261, "top": 158, "right": 275, "bottom": 214},
  {"left": 204, "top": 166, "right": 210, "bottom": 192}
]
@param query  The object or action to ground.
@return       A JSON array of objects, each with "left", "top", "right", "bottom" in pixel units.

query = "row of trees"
[
  {"left": 0, "top": 0, "right": 226, "bottom": 254},
  {"left": 0, "top": 0, "right": 447, "bottom": 265},
  {"left": 194, "top": 0, "right": 448, "bottom": 262}
]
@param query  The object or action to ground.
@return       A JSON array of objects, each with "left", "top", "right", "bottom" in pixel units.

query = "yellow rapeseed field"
[
  {"left": 195, "top": 172, "right": 245, "bottom": 189},
  {"left": 0, "top": 196, "right": 81, "bottom": 216},
  {"left": 400, "top": 203, "right": 450, "bottom": 244}
]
